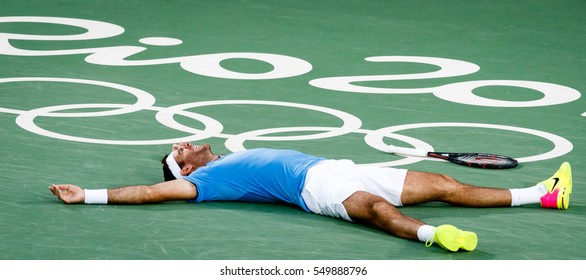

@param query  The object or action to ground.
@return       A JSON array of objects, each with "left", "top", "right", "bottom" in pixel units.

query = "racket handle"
[{"left": 387, "top": 145, "right": 428, "bottom": 157}]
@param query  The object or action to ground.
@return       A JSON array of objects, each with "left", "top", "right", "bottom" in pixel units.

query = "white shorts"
[{"left": 301, "top": 159, "right": 408, "bottom": 221}]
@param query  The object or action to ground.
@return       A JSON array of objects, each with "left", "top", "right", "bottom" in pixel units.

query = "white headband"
[{"left": 165, "top": 151, "right": 184, "bottom": 179}]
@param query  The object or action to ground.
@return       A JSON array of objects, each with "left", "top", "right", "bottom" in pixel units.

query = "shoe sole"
[
  {"left": 558, "top": 162, "right": 572, "bottom": 209},
  {"left": 461, "top": 231, "right": 478, "bottom": 251},
  {"left": 541, "top": 162, "right": 573, "bottom": 210}
]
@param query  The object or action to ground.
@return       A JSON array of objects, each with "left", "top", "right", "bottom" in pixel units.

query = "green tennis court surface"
[{"left": 1, "top": 0, "right": 584, "bottom": 261}]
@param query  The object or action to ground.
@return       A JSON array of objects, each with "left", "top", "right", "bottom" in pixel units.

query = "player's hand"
[{"left": 48, "top": 184, "right": 85, "bottom": 204}]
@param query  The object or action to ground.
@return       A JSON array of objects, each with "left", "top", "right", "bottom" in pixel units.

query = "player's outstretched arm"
[{"left": 48, "top": 179, "right": 197, "bottom": 204}]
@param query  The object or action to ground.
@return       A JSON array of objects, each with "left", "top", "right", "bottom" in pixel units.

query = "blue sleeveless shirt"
[{"left": 183, "top": 148, "right": 324, "bottom": 212}]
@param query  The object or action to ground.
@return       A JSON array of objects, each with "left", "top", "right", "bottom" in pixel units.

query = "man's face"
[
  {"left": 171, "top": 142, "right": 212, "bottom": 174},
  {"left": 171, "top": 141, "right": 194, "bottom": 155}
]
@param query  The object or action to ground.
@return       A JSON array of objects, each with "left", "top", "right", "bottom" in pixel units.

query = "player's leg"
[
  {"left": 342, "top": 191, "right": 477, "bottom": 252},
  {"left": 342, "top": 190, "right": 424, "bottom": 240},
  {"left": 400, "top": 162, "right": 572, "bottom": 209},
  {"left": 400, "top": 170, "right": 513, "bottom": 207}
]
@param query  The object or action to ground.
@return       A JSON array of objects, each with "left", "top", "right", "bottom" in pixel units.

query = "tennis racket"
[{"left": 387, "top": 145, "right": 518, "bottom": 169}]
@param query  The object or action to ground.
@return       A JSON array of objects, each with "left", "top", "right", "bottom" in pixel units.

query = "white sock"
[
  {"left": 509, "top": 184, "right": 548, "bottom": 206},
  {"left": 417, "top": 225, "right": 436, "bottom": 242}
]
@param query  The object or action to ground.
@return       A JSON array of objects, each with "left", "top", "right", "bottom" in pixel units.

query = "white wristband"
[{"left": 84, "top": 189, "right": 108, "bottom": 204}]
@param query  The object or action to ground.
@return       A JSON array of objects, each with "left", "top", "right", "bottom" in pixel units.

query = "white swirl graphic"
[{"left": 0, "top": 77, "right": 573, "bottom": 166}]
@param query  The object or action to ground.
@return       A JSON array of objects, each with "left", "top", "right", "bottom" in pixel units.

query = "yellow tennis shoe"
[
  {"left": 425, "top": 224, "right": 477, "bottom": 252},
  {"left": 540, "top": 162, "right": 572, "bottom": 210}
]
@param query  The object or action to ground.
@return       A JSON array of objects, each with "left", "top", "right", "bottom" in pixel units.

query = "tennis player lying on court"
[{"left": 49, "top": 141, "right": 573, "bottom": 252}]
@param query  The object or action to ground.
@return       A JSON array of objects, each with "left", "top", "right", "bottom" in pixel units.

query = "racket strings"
[{"left": 457, "top": 154, "right": 515, "bottom": 165}]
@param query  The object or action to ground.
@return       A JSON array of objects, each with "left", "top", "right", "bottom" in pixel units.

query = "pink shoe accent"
[{"left": 540, "top": 189, "right": 560, "bottom": 209}]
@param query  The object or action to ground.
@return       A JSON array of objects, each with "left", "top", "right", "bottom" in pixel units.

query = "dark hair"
[{"left": 161, "top": 154, "right": 175, "bottom": 181}]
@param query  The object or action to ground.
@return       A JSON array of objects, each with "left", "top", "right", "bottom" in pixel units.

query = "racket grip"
[{"left": 387, "top": 145, "right": 428, "bottom": 157}]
